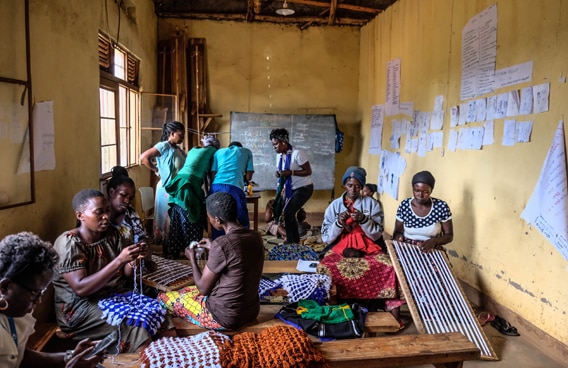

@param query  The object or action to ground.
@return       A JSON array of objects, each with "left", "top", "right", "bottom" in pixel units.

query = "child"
[
  {"left": 296, "top": 208, "right": 311, "bottom": 238},
  {"left": 265, "top": 199, "right": 287, "bottom": 240},
  {"left": 362, "top": 183, "right": 378, "bottom": 200}
]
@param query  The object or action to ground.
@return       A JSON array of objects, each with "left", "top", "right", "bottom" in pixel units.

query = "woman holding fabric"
[
  {"left": 317, "top": 166, "right": 405, "bottom": 327},
  {"left": 269, "top": 128, "right": 314, "bottom": 245},
  {"left": 158, "top": 192, "right": 264, "bottom": 331},
  {"left": 0, "top": 231, "right": 105, "bottom": 368},
  {"left": 52, "top": 189, "right": 175, "bottom": 354},
  {"left": 140, "top": 121, "right": 186, "bottom": 254},
  {"left": 392, "top": 170, "right": 453, "bottom": 252}
]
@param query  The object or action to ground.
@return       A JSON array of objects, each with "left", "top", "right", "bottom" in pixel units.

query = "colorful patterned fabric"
[
  {"left": 167, "top": 204, "right": 203, "bottom": 258},
  {"left": 268, "top": 243, "right": 318, "bottom": 261},
  {"left": 297, "top": 300, "right": 354, "bottom": 324},
  {"left": 317, "top": 251, "right": 405, "bottom": 311},
  {"left": 158, "top": 286, "right": 225, "bottom": 330},
  {"left": 140, "top": 331, "right": 230, "bottom": 368},
  {"left": 98, "top": 292, "right": 166, "bottom": 336},
  {"left": 275, "top": 274, "right": 332, "bottom": 305},
  {"left": 258, "top": 277, "right": 280, "bottom": 298}
]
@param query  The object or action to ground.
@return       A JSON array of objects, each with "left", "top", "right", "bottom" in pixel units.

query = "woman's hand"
[
  {"left": 338, "top": 211, "right": 350, "bottom": 226},
  {"left": 66, "top": 339, "right": 104, "bottom": 368},
  {"left": 420, "top": 239, "right": 438, "bottom": 253},
  {"left": 118, "top": 243, "right": 145, "bottom": 265},
  {"left": 350, "top": 209, "right": 364, "bottom": 223}
]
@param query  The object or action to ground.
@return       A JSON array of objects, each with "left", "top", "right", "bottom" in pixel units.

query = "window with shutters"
[{"left": 98, "top": 32, "right": 140, "bottom": 176}]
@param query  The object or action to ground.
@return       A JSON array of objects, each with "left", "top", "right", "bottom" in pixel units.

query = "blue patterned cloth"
[
  {"left": 99, "top": 292, "right": 166, "bottom": 336},
  {"left": 268, "top": 243, "right": 319, "bottom": 261}
]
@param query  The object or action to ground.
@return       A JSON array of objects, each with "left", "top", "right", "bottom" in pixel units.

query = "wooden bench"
[
  {"left": 173, "top": 303, "right": 400, "bottom": 336},
  {"left": 104, "top": 332, "right": 479, "bottom": 368},
  {"left": 317, "top": 332, "right": 480, "bottom": 368}
]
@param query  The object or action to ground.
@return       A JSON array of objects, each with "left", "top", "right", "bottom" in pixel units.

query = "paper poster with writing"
[{"left": 521, "top": 121, "right": 568, "bottom": 261}]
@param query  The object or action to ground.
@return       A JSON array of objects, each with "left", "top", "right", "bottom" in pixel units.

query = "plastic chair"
[{"left": 138, "top": 187, "right": 155, "bottom": 223}]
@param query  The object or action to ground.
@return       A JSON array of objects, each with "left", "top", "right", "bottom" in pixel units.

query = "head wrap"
[
  {"left": 412, "top": 170, "right": 435, "bottom": 189},
  {"left": 270, "top": 129, "right": 289, "bottom": 143},
  {"left": 201, "top": 135, "right": 220, "bottom": 149},
  {"left": 342, "top": 166, "right": 366, "bottom": 187}
]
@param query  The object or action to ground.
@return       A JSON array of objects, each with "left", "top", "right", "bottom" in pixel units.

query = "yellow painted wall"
[
  {"left": 360, "top": 0, "right": 568, "bottom": 345},
  {"left": 158, "top": 19, "right": 362, "bottom": 213},
  {"left": 0, "top": 0, "right": 157, "bottom": 322}
]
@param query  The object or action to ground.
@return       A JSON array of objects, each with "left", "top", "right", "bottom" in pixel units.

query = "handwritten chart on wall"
[{"left": 230, "top": 112, "right": 336, "bottom": 191}]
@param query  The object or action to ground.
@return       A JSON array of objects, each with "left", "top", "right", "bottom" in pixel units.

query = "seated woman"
[
  {"left": 159, "top": 192, "right": 265, "bottom": 330},
  {"left": 392, "top": 170, "right": 453, "bottom": 252},
  {"left": 0, "top": 231, "right": 104, "bottom": 368},
  {"left": 52, "top": 189, "right": 175, "bottom": 353},
  {"left": 107, "top": 166, "right": 150, "bottom": 251},
  {"left": 317, "top": 166, "right": 405, "bottom": 325}
]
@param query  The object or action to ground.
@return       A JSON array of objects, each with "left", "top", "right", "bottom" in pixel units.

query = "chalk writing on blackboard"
[{"left": 230, "top": 112, "right": 336, "bottom": 191}]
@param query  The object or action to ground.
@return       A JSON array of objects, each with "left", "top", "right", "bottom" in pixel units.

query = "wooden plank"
[
  {"left": 103, "top": 332, "right": 479, "bottom": 368},
  {"left": 262, "top": 260, "right": 303, "bottom": 274},
  {"left": 317, "top": 332, "right": 480, "bottom": 368},
  {"left": 26, "top": 322, "right": 58, "bottom": 351}
]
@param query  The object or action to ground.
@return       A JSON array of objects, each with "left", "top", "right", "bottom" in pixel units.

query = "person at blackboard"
[
  {"left": 269, "top": 128, "right": 314, "bottom": 245},
  {"left": 210, "top": 141, "right": 254, "bottom": 239}
]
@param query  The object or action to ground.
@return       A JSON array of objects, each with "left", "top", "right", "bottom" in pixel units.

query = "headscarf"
[
  {"left": 342, "top": 166, "right": 366, "bottom": 187},
  {"left": 201, "top": 134, "right": 220, "bottom": 149},
  {"left": 412, "top": 170, "right": 436, "bottom": 189},
  {"left": 270, "top": 128, "right": 289, "bottom": 143}
]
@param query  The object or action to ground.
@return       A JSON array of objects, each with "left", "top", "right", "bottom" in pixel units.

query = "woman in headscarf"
[
  {"left": 317, "top": 166, "right": 405, "bottom": 327},
  {"left": 163, "top": 135, "right": 220, "bottom": 258},
  {"left": 392, "top": 170, "right": 453, "bottom": 252},
  {"left": 269, "top": 128, "right": 314, "bottom": 245}
]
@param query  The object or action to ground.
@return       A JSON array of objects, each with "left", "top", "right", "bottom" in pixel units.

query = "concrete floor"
[{"left": 394, "top": 305, "right": 565, "bottom": 368}]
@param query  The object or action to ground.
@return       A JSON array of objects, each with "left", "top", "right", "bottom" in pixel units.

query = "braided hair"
[
  {"left": 160, "top": 121, "right": 185, "bottom": 142},
  {"left": 206, "top": 192, "right": 237, "bottom": 223},
  {"left": 107, "top": 166, "right": 135, "bottom": 196},
  {"left": 0, "top": 232, "right": 58, "bottom": 284}
]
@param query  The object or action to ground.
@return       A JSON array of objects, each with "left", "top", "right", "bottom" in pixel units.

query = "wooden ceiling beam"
[
  {"left": 157, "top": 12, "right": 368, "bottom": 26},
  {"left": 286, "top": 0, "right": 382, "bottom": 14},
  {"left": 328, "top": 0, "right": 337, "bottom": 25}
]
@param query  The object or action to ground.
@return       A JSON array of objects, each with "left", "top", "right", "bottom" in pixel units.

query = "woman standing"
[
  {"left": 163, "top": 135, "right": 220, "bottom": 258},
  {"left": 318, "top": 166, "right": 405, "bottom": 327},
  {"left": 0, "top": 232, "right": 104, "bottom": 367},
  {"left": 140, "top": 121, "right": 186, "bottom": 256},
  {"left": 269, "top": 128, "right": 313, "bottom": 245},
  {"left": 392, "top": 170, "right": 453, "bottom": 252}
]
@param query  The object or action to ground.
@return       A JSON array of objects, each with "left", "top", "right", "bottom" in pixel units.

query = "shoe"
[
  {"left": 490, "top": 315, "right": 520, "bottom": 336},
  {"left": 385, "top": 320, "right": 408, "bottom": 334},
  {"left": 478, "top": 311, "right": 495, "bottom": 326}
]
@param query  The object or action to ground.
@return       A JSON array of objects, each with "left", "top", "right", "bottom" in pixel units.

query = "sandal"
[
  {"left": 478, "top": 311, "right": 495, "bottom": 326},
  {"left": 490, "top": 315, "right": 520, "bottom": 336}
]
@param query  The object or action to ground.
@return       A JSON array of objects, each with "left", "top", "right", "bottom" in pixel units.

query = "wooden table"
[{"left": 246, "top": 193, "right": 261, "bottom": 231}]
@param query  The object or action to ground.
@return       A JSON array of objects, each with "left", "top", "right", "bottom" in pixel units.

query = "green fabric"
[
  {"left": 165, "top": 146, "right": 216, "bottom": 221},
  {"left": 297, "top": 299, "right": 354, "bottom": 324}
]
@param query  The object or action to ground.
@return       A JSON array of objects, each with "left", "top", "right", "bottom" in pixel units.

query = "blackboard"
[{"left": 230, "top": 112, "right": 336, "bottom": 191}]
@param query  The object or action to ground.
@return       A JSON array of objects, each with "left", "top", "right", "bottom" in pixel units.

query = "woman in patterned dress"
[{"left": 392, "top": 170, "right": 453, "bottom": 252}]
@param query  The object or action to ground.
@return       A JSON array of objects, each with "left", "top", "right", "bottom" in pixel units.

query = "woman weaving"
[
  {"left": 317, "top": 166, "right": 405, "bottom": 326},
  {"left": 392, "top": 170, "right": 453, "bottom": 252}
]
